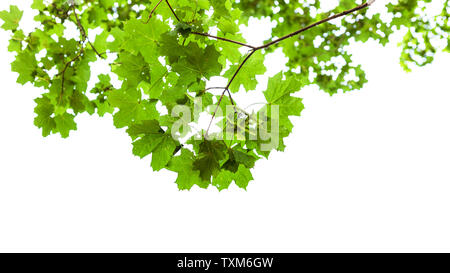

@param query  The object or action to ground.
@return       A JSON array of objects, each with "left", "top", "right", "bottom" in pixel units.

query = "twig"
[
  {"left": 58, "top": 49, "right": 84, "bottom": 104},
  {"left": 226, "top": 49, "right": 256, "bottom": 89},
  {"left": 144, "top": 0, "right": 164, "bottom": 24},
  {"left": 258, "top": 1, "right": 374, "bottom": 49},
  {"left": 204, "top": 89, "right": 227, "bottom": 137},
  {"left": 71, "top": 5, "right": 105, "bottom": 59},
  {"left": 191, "top": 32, "right": 256, "bottom": 49},
  {"left": 165, "top": 0, "right": 181, "bottom": 22}
]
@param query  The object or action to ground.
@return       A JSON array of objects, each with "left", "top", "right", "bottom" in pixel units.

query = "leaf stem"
[{"left": 144, "top": 0, "right": 164, "bottom": 24}]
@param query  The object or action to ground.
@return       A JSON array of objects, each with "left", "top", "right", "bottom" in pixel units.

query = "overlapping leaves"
[{"left": 1, "top": 0, "right": 448, "bottom": 190}]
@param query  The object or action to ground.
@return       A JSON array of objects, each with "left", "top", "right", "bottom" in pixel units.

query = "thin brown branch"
[
  {"left": 71, "top": 5, "right": 105, "bottom": 59},
  {"left": 257, "top": 1, "right": 373, "bottom": 50},
  {"left": 165, "top": 0, "right": 181, "bottom": 22},
  {"left": 226, "top": 49, "right": 256, "bottom": 90},
  {"left": 88, "top": 40, "right": 106, "bottom": 59},
  {"left": 205, "top": 89, "right": 227, "bottom": 137},
  {"left": 191, "top": 32, "right": 256, "bottom": 49},
  {"left": 144, "top": 0, "right": 164, "bottom": 24},
  {"left": 58, "top": 49, "right": 84, "bottom": 104},
  {"left": 72, "top": 5, "right": 86, "bottom": 41}
]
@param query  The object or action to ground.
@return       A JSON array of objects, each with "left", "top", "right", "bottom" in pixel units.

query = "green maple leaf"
[
  {"left": 193, "top": 140, "right": 228, "bottom": 182},
  {"left": 11, "top": 51, "right": 37, "bottom": 84},
  {"left": 260, "top": 72, "right": 305, "bottom": 151},
  {"left": 222, "top": 146, "right": 258, "bottom": 173},
  {"left": 34, "top": 97, "right": 56, "bottom": 137},
  {"left": 168, "top": 149, "right": 207, "bottom": 190},
  {"left": 54, "top": 113, "right": 77, "bottom": 138},
  {"left": 0, "top": 5, "right": 23, "bottom": 31},
  {"left": 210, "top": 0, "right": 232, "bottom": 19},
  {"left": 264, "top": 72, "right": 304, "bottom": 123},
  {"left": 212, "top": 165, "right": 254, "bottom": 191},
  {"left": 128, "top": 120, "right": 177, "bottom": 171},
  {"left": 171, "top": 44, "right": 222, "bottom": 84},
  {"left": 112, "top": 52, "right": 150, "bottom": 88},
  {"left": 108, "top": 87, "right": 159, "bottom": 128},
  {"left": 122, "top": 18, "right": 168, "bottom": 58}
]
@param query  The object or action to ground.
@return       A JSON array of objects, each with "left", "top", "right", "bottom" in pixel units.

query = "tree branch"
[
  {"left": 144, "top": 0, "right": 164, "bottom": 24},
  {"left": 257, "top": 1, "right": 374, "bottom": 50},
  {"left": 58, "top": 49, "right": 84, "bottom": 104},
  {"left": 165, "top": 0, "right": 181, "bottom": 22},
  {"left": 191, "top": 32, "right": 256, "bottom": 49},
  {"left": 205, "top": 89, "right": 227, "bottom": 137},
  {"left": 226, "top": 49, "right": 256, "bottom": 90},
  {"left": 71, "top": 5, "right": 105, "bottom": 59}
]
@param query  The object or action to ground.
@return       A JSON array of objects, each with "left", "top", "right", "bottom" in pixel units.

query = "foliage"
[{"left": 1, "top": 0, "right": 448, "bottom": 190}]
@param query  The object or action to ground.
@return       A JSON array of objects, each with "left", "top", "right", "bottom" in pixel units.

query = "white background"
[{"left": 0, "top": 1, "right": 449, "bottom": 252}]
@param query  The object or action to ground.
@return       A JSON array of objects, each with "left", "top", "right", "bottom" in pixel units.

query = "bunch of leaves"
[{"left": 0, "top": 0, "right": 448, "bottom": 190}]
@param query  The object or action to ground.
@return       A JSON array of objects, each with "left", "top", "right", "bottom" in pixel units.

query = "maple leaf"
[
  {"left": 34, "top": 97, "right": 56, "bottom": 137},
  {"left": 0, "top": 5, "right": 23, "bottom": 31},
  {"left": 11, "top": 51, "right": 37, "bottom": 85},
  {"left": 168, "top": 149, "right": 208, "bottom": 190},
  {"left": 54, "top": 113, "right": 77, "bottom": 138},
  {"left": 193, "top": 140, "right": 228, "bottom": 182},
  {"left": 128, "top": 120, "right": 178, "bottom": 171}
]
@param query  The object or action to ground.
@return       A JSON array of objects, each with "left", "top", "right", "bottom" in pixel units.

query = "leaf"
[
  {"left": 213, "top": 165, "right": 254, "bottom": 191},
  {"left": 171, "top": 44, "right": 222, "bottom": 84},
  {"left": 112, "top": 52, "right": 150, "bottom": 88},
  {"left": 11, "top": 51, "right": 37, "bottom": 84},
  {"left": 34, "top": 97, "right": 56, "bottom": 137},
  {"left": 193, "top": 140, "right": 228, "bottom": 182},
  {"left": 128, "top": 120, "right": 177, "bottom": 171},
  {"left": 54, "top": 113, "right": 77, "bottom": 138},
  {"left": 108, "top": 87, "right": 159, "bottom": 128},
  {"left": 168, "top": 149, "right": 207, "bottom": 190},
  {"left": 0, "top": 5, "right": 23, "bottom": 31}
]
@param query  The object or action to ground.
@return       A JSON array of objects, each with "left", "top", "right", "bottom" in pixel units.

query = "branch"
[
  {"left": 144, "top": 0, "right": 164, "bottom": 24},
  {"left": 191, "top": 32, "right": 256, "bottom": 49},
  {"left": 165, "top": 0, "right": 181, "bottom": 22},
  {"left": 226, "top": 49, "right": 256, "bottom": 89},
  {"left": 71, "top": 5, "right": 105, "bottom": 59},
  {"left": 205, "top": 89, "right": 227, "bottom": 137},
  {"left": 257, "top": 1, "right": 374, "bottom": 50},
  {"left": 58, "top": 49, "right": 84, "bottom": 104}
]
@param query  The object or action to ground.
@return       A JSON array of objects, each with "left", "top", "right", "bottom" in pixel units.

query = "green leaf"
[
  {"left": 213, "top": 165, "right": 254, "bottom": 191},
  {"left": 34, "top": 97, "right": 56, "bottom": 137},
  {"left": 129, "top": 120, "right": 177, "bottom": 171},
  {"left": 108, "top": 87, "right": 159, "bottom": 128},
  {"left": 168, "top": 149, "right": 207, "bottom": 190},
  {"left": 54, "top": 113, "right": 77, "bottom": 138},
  {"left": 112, "top": 52, "right": 150, "bottom": 88},
  {"left": 11, "top": 51, "right": 37, "bottom": 84},
  {"left": 0, "top": 5, "right": 23, "bottom": 31},
  {"left": 193, "top": 140, "right": 227, "bottom": 182}
]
